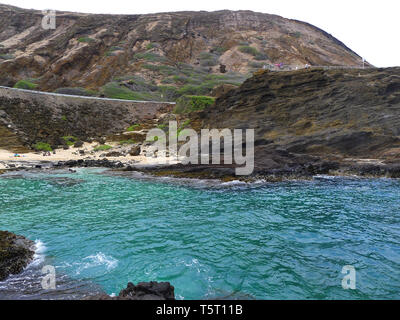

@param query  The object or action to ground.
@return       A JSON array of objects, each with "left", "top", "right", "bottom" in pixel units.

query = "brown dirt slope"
[{"left": 0, "top": 4, "right": 366, "bottom": 94}]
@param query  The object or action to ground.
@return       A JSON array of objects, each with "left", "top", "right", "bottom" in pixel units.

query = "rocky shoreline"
[
  {"left": 87, "top": 282, "right": 175, "bottom": 300},
  {"left": 0, "top": 231, "right": 175, "bottom": 300},
  {"left": 0, "top": 231, "right": 35, "bottom": 281},
  {"left": 1, "top": 157, "right": 400, "bottom": 182}
]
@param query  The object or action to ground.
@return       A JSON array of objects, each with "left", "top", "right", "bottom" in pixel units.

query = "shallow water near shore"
[{"left": 0, "top": 168, "right": 399, "bottom": 299}]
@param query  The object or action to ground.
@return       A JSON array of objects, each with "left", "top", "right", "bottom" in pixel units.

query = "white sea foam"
[
  {"left": 31, "top": 239, "right": 47, "bottom": 266},
  {"left": 74, "top": 252, "right": 118, "bottom": 275},
  {"left": 220, "top": 180, "right": 247, "bottom": 186},
  {"left": 313, "top": 174, "right": 339, "bottom": 180}
]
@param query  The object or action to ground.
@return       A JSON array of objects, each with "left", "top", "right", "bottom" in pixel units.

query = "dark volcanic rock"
[
  {"left": 129, "top": 145, "right": 141, "bottom": 156},
  {"left": 105, "top": 151, "right": 124, "bottom": 157},
  {"left": 0, "top": 231, "right": 35, "bottom": 281},
  {"left": 74, "top": 141, "right": 84, "bottom": 148},
  {"left": 119, "top": 282, "right": 175, "bottom": 300},
  {"left": 87, "top": 282, "right": 175, "bottom": 300}
]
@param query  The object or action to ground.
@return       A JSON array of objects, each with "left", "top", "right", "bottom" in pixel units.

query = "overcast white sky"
[{"left": 1, "top": 0, "right": 399, "bottom": 67}]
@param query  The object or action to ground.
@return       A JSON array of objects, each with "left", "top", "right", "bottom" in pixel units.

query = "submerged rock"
[
  {"left": 87, "top": 281, "right": 175, "bottom": 300},
  {"left": 0, "top": 231, "right": 35, "bottom": 281}
]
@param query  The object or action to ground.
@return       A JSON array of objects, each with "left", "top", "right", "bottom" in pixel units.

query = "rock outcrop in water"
[
  {"left": 0, "top": 231, "right": 35, "bottom": 281},
  {"left": 87, "top": 281, "right": 175, "bottom": 300}
]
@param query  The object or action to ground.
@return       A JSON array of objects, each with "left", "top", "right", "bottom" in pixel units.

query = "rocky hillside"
[
  {"left": 135, "top": 67, "right": 400, "bottom": 180},
  {"left": 194, "top": 67, "right": 400, "bottom": 174},
  {"left": 0, "top": 86, "right": 173, "bottom": 151},
  {"left": 0, "top": 4, "right": 366, "bottom": 101}
]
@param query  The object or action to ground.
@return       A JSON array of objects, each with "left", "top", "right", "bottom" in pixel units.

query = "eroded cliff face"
[
  {"left": 194, "top": 67, "right": 400, "bottom": 172},
  {"left": 0, "top": 4, "right": 365, "bottom": 94},
  {"left": 0, "top": 87, "right": 173, "bottom": 150}
]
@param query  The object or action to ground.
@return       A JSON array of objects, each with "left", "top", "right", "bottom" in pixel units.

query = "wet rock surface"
[
  {"left": 0, "top": 231, "right": 35, "bottom": 281},
  {"left": 87, "top": 281, "right": 175, "bottom": 300}
]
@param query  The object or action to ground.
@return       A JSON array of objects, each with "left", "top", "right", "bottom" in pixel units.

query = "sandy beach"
[{"left": 0, "top": 142, "right": 180, "bottom": 171}]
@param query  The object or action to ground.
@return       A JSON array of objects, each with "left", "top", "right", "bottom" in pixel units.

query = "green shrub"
[
  {"left": 161, "top": 77, "right": 175, "bottom": 84},
  {"left": 119, "top": 139, "right": 136, "bottom": 145},
  {"left": 127, "top": 124, "right": 141, "bottom": 132},
  {"left": 55, "top": 87, "right": 96, "bottom": 96},
  {"left": 211, "top": 46, "right": 227, "bottom": 55},
  {"left": 146, "top": 43, "right": 156, "bottom": 50},
  {"left": 157, "top": 124, "right": 168, "bottom": 130},
  {"left": 199, "top": 52, "right": 218, "bottom": 67},
  {"left": 14, "top": 79, "right": 38, "bottom": 90},
  {"left": 200, "top": 59, "right": 218, "bottom": 67},
  {"left": 238, "top": 46, "right": 259, "bottom": 56},
  {"left": 33, "top": 142, "right": 52, "bottom": 152},
  {"left": 78, "top": 37, "right": 95, "bottom": 43},
  {"left": 61, "top": 115, "right": 67, "bottom": 121},
  {"left": 157, "top": 86, "right": 180, "bottom": 100},
  {"left": 254, "top": 53, "right": 268, "bottom": 61},
  {"left": 94, "top": 145, "right": 112, "bottom": 152},
  {"left": 62, "top": 136, "right": 78, "bottom": 146},
  {"left": 102, "top": 82, "right": 142, "bottom": 100},
  {"left": 174, "top": 95, "right": 215, "bottom": 114},
  {"left": 133, "top": 52, "right": 167, "bottom": 62}
]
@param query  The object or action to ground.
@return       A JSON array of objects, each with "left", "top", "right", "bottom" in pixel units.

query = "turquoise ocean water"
[{"left": 0, "top": 168, "right": 399, "bottom": 299}]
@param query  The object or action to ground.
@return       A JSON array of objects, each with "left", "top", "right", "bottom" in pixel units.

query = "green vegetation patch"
[
  {"left": 199, "top": 52, "right": 219, "bottom": 67},
  {"left": 62, "top": 136, "right": 78, "bottom": 146},
  {"left": 133, "top": 52, "right": 166, "bottom": 62},
  {"left": 146, "top": 43, "right": 156, "bottom": 50},
  {"left": 94, "top": 145, "right": 112, "bottom": 152},
  {"left": 78, "top": 37, "right": 95, "bottom": 43},
  {"left": 238, "top": 46, "right": 259, "bottom": 56},
  {"left": 101, "top": 82, "right": 143, "bottom": 100},
  {"left": 33, "top": 142, "right": 52, "bottom": 152},
  {"left": 211, "top": 46, "right": 227, "bottom": 55},
  {"left": 118, "top": 139, "right": 136, "bottom": 145},
  {"left": 254, "top": 53, "right": 269, "bottom": 61},
  {"left": 55, "top": 87, "right": 97, "bottom": 96},
  {"left": 13, "top": 79, "right": 38, "bottom": 90},
  {"left": 127, "top": 124, "right": 141, "bottom": 132},
  {"left": 174, "top": 95, "right": 215, "bottom": 114}
]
